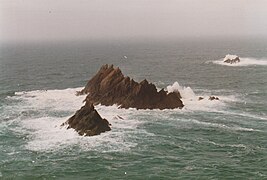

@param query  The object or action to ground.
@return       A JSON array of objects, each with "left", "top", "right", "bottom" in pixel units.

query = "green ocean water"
[{"left": 0, "top": 39, "right": 267, "bottom": 179}]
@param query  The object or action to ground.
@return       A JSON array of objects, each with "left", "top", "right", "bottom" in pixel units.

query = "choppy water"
[{"left": 1, "top": 39, "right": 267, "bottom": 179}]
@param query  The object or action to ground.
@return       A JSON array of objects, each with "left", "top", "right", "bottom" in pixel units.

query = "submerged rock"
[
  {"left": 61, "top": 102, "right": 111, "bottom": 136},
  {"left": 223, "top": 54, "right": 240, "bottom": 64},
  {"left": 78, "top": 64, "right": 184, "bottom": 109}
]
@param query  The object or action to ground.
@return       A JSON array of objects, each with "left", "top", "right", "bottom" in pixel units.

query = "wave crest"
[
  {"left": 166, "top": 82, "right": 237, "bottom": 112},
  {"left": 4, "top": 88, "right": 150, "bottom": 152}
]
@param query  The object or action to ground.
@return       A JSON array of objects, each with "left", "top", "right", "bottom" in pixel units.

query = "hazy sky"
[{"left": 1, "top": 0, "right": 267, "bottom": 42}]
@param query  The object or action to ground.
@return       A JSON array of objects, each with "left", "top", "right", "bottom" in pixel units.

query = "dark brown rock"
[
  {"left": 223, "top": 55, "right": 240, "bottom": 64},
  {"left": 198, "top": 97, "right": 204, "bottom": 101},
  {"left": 61, "top": 102, "right": 111, "bottom": 136},
  {"left": 78, "top": 64, "right": 184, "bottom": 109},
  {"left": 208, "top": 96, "right": 219, "bottom": 101},
  {"left": 117, "top": 115, "right": 124, "bottom": 120}
]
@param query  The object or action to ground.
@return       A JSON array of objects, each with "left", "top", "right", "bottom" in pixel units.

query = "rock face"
[
  {"left": 78, "top": 64, "right": 184, "bottom": 109},
  {"left": 62, "top": 102, "right": 111, "bottom": 136},
  {"left": 223, "top": 54, "right": 240, "bottom": 64}
]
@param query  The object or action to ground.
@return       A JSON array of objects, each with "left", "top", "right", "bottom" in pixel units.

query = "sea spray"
[
  {"left": 166, "top": 82, "right": 237, "bottom": 112},
  {"left": 3, "top": 85, "right": 242, "bottom": 152},
  {"left": 5, "top": 88, "right": 144, "bottom": 152},
  {"left": 167, "top": 82, "right": 196, "bottom": 100},
  {"left": 211, "top": 56, "right": 267, "bottom": 67}
]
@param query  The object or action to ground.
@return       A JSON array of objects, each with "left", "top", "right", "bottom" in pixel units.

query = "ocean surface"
[{"left": 0, "top": 38, "right": 267, "bottom": 179}]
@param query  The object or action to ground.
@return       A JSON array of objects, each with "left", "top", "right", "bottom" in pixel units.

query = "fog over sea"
[{"left": 0, "top": 38, "right": 267, "bottom": 179}]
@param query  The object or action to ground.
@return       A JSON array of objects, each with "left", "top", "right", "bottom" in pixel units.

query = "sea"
[{"left": 0, "top": 38, "right": 267, "bottom": 179}]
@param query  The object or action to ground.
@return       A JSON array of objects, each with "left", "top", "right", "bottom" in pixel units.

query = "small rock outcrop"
[
  {"left": 208, "top": 96, "right": 219, "bottom": 101},
  {"left": 223, "top": 54, "right": 240, "bottom": 64},
  {"left": 198, "top": 96, "right": 219, "bottom": 101},
  {"left": 62, "top": 102, "right": 111, "bottom": 136},
  {"left": 78, "top": 64, "right": 184, "bottom": 109}
]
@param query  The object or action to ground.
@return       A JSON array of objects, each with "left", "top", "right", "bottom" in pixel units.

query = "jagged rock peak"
[
  {"left": 78, "top": 64, "right": 184, "bottom": 110},
  {"left": 61, "top": 102, "right": 111, "bottom": 136}
]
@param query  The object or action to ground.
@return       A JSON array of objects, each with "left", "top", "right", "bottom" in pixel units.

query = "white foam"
[
  {"left": 223, "top": 54, "right": 239, "bottom": 61},
  {"left": 21, "top": 115, "right": 140, "bottom": 152},
  {"left": 217, "top": 110, "right": 267, "bottom": 121},
  {"left": 167, "top": 82, "right": 234, "bottom": 112},
  {"left": 2, "top": 85, "right": 251, "bottom": 153},
  {"left": 6, "top": 88, "right": 149, "bottom": 152},
  {"left": 167, "top": 82, "right": 196, "bottom": 100},
  {"left": 212, "top": 57, "right": 267, "bottom": 67},
  {"left": 11, "top": 87, "right": 85, "bottom": 112},
  {"left": 205, "top": 140, "right": 247, "bottom": 149},
  {"left": 172, "top": 118, "right": 259, "bottom": 132}
]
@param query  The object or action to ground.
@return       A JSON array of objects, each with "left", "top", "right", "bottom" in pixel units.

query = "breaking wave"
[
  {"left": 2, "top": 84, "right": 259, "bottom": 152},
  {"left": 211, "top": 57, "right": 267, "bottom": 66},
  {"left": 167, "top": 82, "right": 237, "bottom": 112},
  {"left": 4, "top": 88, "right": 149, "bottom": 152}
]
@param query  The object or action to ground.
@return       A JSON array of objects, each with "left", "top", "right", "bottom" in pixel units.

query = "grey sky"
[{"left": 1, "top": 0, "right": 267, "bottom": 42}]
